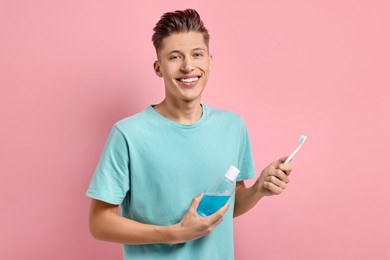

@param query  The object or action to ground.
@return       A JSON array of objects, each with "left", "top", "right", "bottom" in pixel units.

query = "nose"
[{"left": 180, "top": 56, "right": 195, "bottom": 73}]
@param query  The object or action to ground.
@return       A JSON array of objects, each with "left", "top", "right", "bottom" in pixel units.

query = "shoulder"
[
  {"left": 112, "top": 107, "right": 155, "bottom": 134},
  {"left": 204, "top": 105, "right": 245, "bottom": 125}
]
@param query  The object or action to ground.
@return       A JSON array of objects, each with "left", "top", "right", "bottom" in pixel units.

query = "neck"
[{"left": 153, "top": 99, "right": 203, "bottom": 124}]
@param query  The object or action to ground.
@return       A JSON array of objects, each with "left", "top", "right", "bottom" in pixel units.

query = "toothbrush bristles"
[{"left": 284, "top": 135, "right": 307, "bottom": 164}]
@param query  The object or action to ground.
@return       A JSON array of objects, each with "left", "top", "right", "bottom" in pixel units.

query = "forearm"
[
  {"left": 89, "top": 199, "right": 179, "bottom": 245},
  {"left": 89, "top": 194, "right": 229, "bottom": 245},
  {"left": 233, "top": 180, "right": 264, "bottom": 217}
]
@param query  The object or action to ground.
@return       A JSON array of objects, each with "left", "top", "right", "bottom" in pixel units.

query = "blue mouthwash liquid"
[{"left": 197, "top": 194, "right": 230, "bottom": 217}]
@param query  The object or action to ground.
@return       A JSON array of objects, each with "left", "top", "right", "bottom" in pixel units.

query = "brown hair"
[{"left": 152, "top": 9, "right": 210, "bottom": 51}]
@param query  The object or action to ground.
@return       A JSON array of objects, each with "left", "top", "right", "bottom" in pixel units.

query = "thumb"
[
  {"left": 189, "top": 193, "right": 204, "bottom": 209},
  {"left": 279, "top": 156, "right": 289, "bottom": 164}
]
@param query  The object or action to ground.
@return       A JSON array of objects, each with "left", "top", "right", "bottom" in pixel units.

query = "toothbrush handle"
[{"left": 284, "top": 144, "right": 302, "bottom": 164}]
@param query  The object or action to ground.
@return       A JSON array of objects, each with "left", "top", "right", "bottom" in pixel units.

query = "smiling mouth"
[{"left": 176, "top": 76, "right": 201, "bottom": 83}]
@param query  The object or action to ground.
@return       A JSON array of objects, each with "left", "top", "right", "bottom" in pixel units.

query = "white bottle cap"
[{"left": 224, "top": 166, "right": 240, "bottom": 181}]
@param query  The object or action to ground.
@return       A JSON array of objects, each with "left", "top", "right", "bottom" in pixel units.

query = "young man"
[{"left": 87, "top": 9, "right": 291, "bottom": 259}]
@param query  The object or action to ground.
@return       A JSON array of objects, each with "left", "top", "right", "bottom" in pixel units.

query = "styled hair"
[{"left": 152, "top": 9, "right": 210, "bottom": 51}]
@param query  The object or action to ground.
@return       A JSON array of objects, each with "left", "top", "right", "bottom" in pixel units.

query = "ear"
[
  {"left": 209, "top": 54, "right": 213, "bottom": 71},
  {"left": 153, "top": 61, "right": 163, "bottom": 77}
]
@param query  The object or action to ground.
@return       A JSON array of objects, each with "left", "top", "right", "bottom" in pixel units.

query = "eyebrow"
[{"left": 167, "top": 48, "right": 207, "bottom": 55}]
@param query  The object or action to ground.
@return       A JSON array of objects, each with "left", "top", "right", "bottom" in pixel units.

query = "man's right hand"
[{"left": 170, "top": 193, "right": 230, "bottom": 244}]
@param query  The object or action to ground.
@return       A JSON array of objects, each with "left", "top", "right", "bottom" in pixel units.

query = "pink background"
[{"left": 1, "top": 1, "right": 389, "bottom": 259}]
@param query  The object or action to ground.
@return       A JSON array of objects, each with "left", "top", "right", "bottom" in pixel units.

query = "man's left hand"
[{"left": 255, "top": 157, "right": 292, "bottom": 197}]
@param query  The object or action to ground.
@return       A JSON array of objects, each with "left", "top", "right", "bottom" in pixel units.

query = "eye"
[
  {"left": 169, "top": 55, "right": 182, "bottom": 60},
  {"left": 193, "top": 52, "right": 204, "bottom": 58}
]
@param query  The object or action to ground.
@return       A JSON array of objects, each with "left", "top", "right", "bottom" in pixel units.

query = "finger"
[
  {"left": 277, "top": 163, "right": 292, "bottom": 175},
  {"left": 210, "top": 214, "right": 224, "bottom": 228},
  {"left": 279, "top": 156, "right": 289, "bottom": 164},
  {"left": 265, "top": 176, "right": 288, "bottom": 189},
  {"left": 264, "top": 181, "right": 284, "bottom": 195},
  {"left": 218, "top": 201, "right": 230, "bottom": 215},
  {"left": 269, "top": 169, "right": 290, "bottom": 183},
  {"left": 207, "top": 202, "right": 230, "bottom": 224},
  {"left": 189, "top": 193, "right": 204, "bottom": 209}
]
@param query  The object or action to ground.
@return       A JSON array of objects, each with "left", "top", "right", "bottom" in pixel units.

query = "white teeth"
[{"left": 180, "top": 77, "right": 198, "bottom": 83}]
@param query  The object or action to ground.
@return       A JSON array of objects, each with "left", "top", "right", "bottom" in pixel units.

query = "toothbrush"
[{"left": 284, "top": 135, "right": 307, "bottom": 164}]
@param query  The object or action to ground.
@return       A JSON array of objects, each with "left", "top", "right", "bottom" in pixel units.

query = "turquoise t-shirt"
[{"left": 86, "top": 104, "right": 256, "bottom": 260}]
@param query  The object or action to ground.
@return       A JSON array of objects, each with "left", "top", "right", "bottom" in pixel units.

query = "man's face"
[{"left": 154, "top": 31, "right": 212, "bottom": 103}]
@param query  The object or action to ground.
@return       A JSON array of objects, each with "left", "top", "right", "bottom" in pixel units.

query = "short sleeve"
[
  {"left": 236, "top": 119, "right": 256, "bottom": 181},
  {"left": 86, "top": 126, "right": 130, "bottom": 205}
]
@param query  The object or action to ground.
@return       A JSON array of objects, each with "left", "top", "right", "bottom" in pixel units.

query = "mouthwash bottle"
[{"left": 197, "top": 166, "right": 240, "bottom": 217}]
